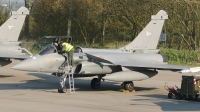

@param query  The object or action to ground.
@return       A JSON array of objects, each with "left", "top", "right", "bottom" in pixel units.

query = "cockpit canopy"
[
  {"left": 38, "top": 44, "right": 84, "bottom": 56},
  {"left": 39, "top": 44, "right": 57, "bottom": 55}
]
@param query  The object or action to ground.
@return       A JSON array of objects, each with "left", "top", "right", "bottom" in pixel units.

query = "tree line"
[{"left": 1, "top": 0, "right": 200, "bottom": 50}]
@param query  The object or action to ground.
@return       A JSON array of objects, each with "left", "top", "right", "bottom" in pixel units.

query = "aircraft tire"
[
  {"left": 195, "top": 94, "right": 200, "bottom": 102},
  {"left": 176, "top": 93, "right": 182, "bottom": 100},
  {"left": 188, "top": 95, "right": 193, "bottom": 100},
  {"left": 124, "top": 81, "right": 134, "bottom": 92},
  {"left": 58, "top": 87, "right": 62, "bottom": 93},
  {"left": 91, "top": 78, "right": 101, "bottom": 89},
  {"left": 58, "top": 87, "right": 67, "bottom": 93},
  {"left": 168, "top": 93, "right": 173, "bottom": 99}
]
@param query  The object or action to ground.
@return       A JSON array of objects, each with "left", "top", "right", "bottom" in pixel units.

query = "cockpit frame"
[
  {"left": 38, "top": 44, "right": 58, "bottom": 56},
  {"left": 37, "top": 36, "right": 72, "bottom": 49}
]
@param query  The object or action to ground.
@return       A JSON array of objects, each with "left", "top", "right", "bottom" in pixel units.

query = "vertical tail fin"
[
  {"left": 0, "top": 7, "right": 29, "bottom": 42},
  {"left": 121, "top": 10, "right": 168, "bottom": 51}
]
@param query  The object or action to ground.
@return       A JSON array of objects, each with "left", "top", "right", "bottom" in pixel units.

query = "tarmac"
[{"left": 0, "top": 60, "right": 199, "bottom": 112}]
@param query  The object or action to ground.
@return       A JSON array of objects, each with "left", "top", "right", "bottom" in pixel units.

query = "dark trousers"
[{"left": 68, "top": 48, "right": 74, "bottom": 66}]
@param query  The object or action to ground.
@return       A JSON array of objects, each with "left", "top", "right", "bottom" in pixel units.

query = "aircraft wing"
[
  {"left": 85, "top": 53, "right": 189, "bottom": 71},
  {"left": 0, "top": 53, "right": 29, "bottom": 59},
  {"left": 116, "top": 61, "right": 189, "bottom": 70},
  {"left": 85, "top": 53, "right": 112, "bottom": 64}
]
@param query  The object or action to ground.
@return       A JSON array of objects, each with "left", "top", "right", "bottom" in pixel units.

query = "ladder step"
[
  {"left": 59, "top": 59, "right": 75, "bottom": 93},
  {"left": 68, "top": 66, "right": 75, "bottom": 93}
]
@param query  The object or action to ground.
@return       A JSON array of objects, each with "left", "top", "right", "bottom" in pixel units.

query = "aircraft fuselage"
[{"left": 12, "top": 48, "right": 166, "bottom": 76}]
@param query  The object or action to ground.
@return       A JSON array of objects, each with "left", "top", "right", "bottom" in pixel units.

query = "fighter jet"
[
  {"left": 0, "top": 7, "right": 31, "bottom": 67},
  {"left": 12, "top": 10, "right": 199, "bottom": 93}
]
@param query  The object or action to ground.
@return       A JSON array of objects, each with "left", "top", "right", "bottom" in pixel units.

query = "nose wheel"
[
  {"left": 91, "top": 78, "right": 101, "bottom": 89},
  {"left": 58, "top": 87, "right": 67, "bottom": 93},
  {"left": 58, "top": 74, "right": 67, "bottom": 93}
]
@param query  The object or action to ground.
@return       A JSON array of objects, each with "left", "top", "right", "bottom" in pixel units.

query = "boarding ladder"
[
  {"left": 58, "top": 58, "right": 75, "bottom": 93},
  {"left": 68, "top": 65, "right": 75, "bottom": 93}
]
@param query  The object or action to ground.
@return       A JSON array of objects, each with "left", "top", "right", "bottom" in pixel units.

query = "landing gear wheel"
[
  {"left": 182, "top": 95, "right": 186, "bottom": 100},
  {"left": 168, "top": 93, "right": 173, "bottom": 99},
  {"left": 124, "top": 81, "right": 134, "bottom": 92},
  {"left": 176, "top": 93, "right": 182, "bottom": 100},
  {"left": 58, "top": 87, "right": 67, "bottom": 93},
  {"left": 58, "top": 87, "right": 62, "bottom": 93},
  {"left": 188, "top": 95, "right": 193, "bottom": 100},
  {"left": 195, "top": 94, "right": 199, "bottom": 102},
  {"left": 91, "top": 78, "right": 101, "bottom": 89}
]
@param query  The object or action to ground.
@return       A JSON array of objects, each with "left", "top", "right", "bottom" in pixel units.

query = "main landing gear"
[
  {"left": 91, "top": 78, "right": 101, "bottom": 89},
  {"left": 121, "top": 81, "right": 134, "bottom": 92},
  {"left": 90, "top": 75, "right": 134, "bottom": 92},
  {"left": 91, "top": 75, "right": 104, "bottom": 89}
]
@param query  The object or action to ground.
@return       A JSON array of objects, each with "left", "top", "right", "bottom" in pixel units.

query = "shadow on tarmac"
[
  {"left": 131, "top": 94, "right": 200, "bottom": 111},
  {"left": 0, "top": 75, "right": 14, "bottom": 78},
  {"left": 0, "top": 72, "right": 157, "bottom": 92}
]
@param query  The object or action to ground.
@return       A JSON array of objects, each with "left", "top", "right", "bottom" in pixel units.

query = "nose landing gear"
[
  {"left": 58, "top": 87, "right": 67, "bottom": 93},
  {"left": 58, "top": 73, "right": 67, "bottom": 93}
]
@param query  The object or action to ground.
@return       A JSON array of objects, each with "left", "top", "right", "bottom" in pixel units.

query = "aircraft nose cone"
[
  {"left": 11, "top": 57, "right": 39, "bottom": 72},
  {"left": 12, "top": 61, "right": 28, "bottom": 71}
]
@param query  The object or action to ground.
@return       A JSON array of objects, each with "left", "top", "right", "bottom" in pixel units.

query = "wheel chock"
[
  {"left": 123, "top": 90, "right": 129, "bottom": 93},
  {"left": 122, "top": 89, "right": 136, "bottom": 93}
]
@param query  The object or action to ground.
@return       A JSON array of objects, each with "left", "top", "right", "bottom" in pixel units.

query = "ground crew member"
[
  {"left": 53, "top": 37, "right": 60, "bottom": 46},
  {"left": 52, "top": 37, "right": 62, "bottom": 54},
  {"left": 60, "top": 42, "right": 74, "bottom": 67}
]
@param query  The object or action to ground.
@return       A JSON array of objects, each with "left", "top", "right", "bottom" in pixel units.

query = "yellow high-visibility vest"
[{"left": 62, "top": 42, "right": 73, "bottom": 52}]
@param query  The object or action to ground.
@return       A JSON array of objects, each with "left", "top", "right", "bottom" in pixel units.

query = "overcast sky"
[{"left": 0, "top": 0, "right": 25, "bottom": 10}]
